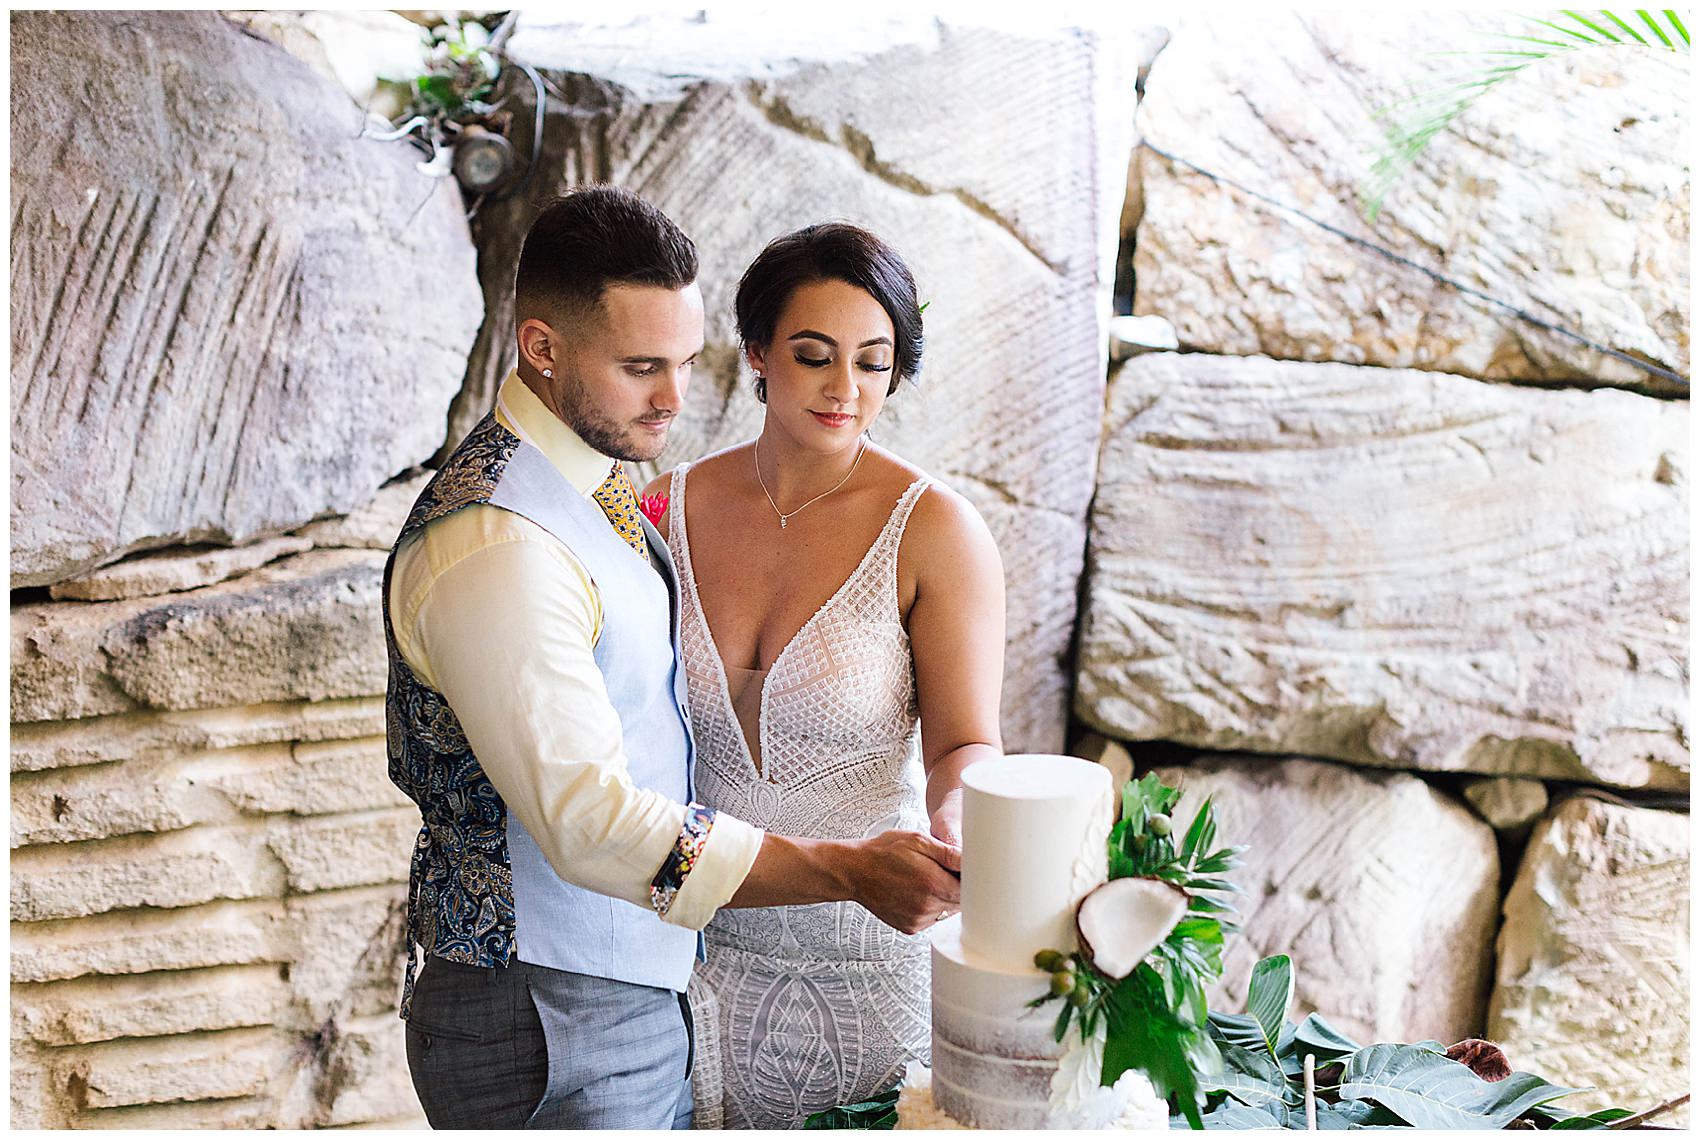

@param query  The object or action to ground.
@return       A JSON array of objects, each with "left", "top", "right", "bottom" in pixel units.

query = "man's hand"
[{"left": 845, "top": 830, "right": 962, "bottom": 935}]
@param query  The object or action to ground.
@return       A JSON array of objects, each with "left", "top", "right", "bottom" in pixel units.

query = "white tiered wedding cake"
[{"left": 896, "top": 754, "right": 1169, "bottom": 1130}]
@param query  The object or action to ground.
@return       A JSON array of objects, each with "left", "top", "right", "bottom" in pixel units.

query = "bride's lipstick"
[{"left": 812, "top": 411, "right": 854, "bottom": 428}]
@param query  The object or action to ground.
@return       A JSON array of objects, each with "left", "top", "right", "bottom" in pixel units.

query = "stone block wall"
[
  {"left": 10, "top": 487, "right": 428, "bottom": 1126},
  {"left": 1076, "top": 10, "right": 1688, "bottom": 1121}
]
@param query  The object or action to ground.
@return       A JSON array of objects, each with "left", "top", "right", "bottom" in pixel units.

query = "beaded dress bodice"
[{"left": 666, "top": 460, "right": 934, "bottom": 1129}]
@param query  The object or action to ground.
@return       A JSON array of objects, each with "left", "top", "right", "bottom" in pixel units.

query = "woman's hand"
[{"left": 929, "top": 788, "right": 964, "bottom": 850}]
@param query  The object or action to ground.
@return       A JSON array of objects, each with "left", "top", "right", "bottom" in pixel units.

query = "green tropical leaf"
[
  {"left": 1179, "top": 795, "right": 1216, "bottom": 859},
  {"left": 1527, "top": 1100, "right": 1635, "bottom": 1128},
  {"left": 1053, "top": 998, "right": 1072, "bottom": 1043},
  {"left": 1311, "top": 1099, "right": 1405, "bottom": 1128},
  {"left": 414, "top": 73, "right": 462, "bottom": 112},
  {"left": 1338, "top": 1043, "right": 1588, "bottom": 1129},
  {"left": 1103, "top": 965, "right": 1211, "bottom": 1129},
  {"left": 1549, "top": 1107, "right": 1636, "bottom": 1129},
  {"left": 1246, "top": 955, "right": 1294, "bottom": 1055},
  {"left": 1288, "top": 1011, "right": 1361, "bottom": 1063},
  {"left": 1188, "top": 1098, "right": 1289, "bottom": 1128},
  {"left": 803, "top": 1085, "right": 899, "bottom": 1129},
  {"left": 1207, "top": 1011, "right": 1296, "bottom": 1055},
  {"left": 1208, "top": 1042, "right": 1299, "bottom": 1107}
]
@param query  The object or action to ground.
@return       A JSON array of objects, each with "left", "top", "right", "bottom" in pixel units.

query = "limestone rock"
[
  {"left": 1133, "top": 13, "right": 1689, "bottom": 392},
  {"left": 10, "top": 11, "right": 481, "bottom": 587},
  {"left": 447, "top": 12, "right": 1145, "bottom": 751},
  {"left": 223, "top": 10, "right": 428, "bottom": 113},
  {"left": 290, "top": 470, "right": 432, "bottom": 551},
  {"left": 12, "top": 549, "right": 388, "bottom": 724},
  {"left": 1078, "top": 353, "right": 1689, "bottom": 790},
  {"left": 1462, "top": 778, "right": 1550, "bottom": 832},
  {"left": 1150, "top": 756, "right": 1500, "bottom": 1045},
  {"left": 11, "top": 807, "right": 412, "bottom": 923},
  {"left": 1070, "top": 732, "right": 1135, "bottom": 799},
  {"left": 10, "top": 697, "right": 385, "bottom": 774},
  {"left": 10, "top": 886, "right": 404, "bottom": 985},
  {"left": 314, "top": 1014, "right": 422, "bottom": 1127},
  {"left": 12, "top": 963, "right": 291, "bottom": 1046},
  {"left": 265, "top": 809, "right": 417, "bottom": 894},
  {"left": 71, "top": 1027, "right": 287, "bottom": 1110},
  {"left": 12, "top": 736, "right": 402, "bottom": 848},
  {"left": 1489, "top": 796, "right": 1689, "bottom": 1123},
  {"left": 47, "top": 536, "right": 314, "bottom": 602},
  {"left": 1108, "top": 314, "right": 1179, "bottom": 361},
  {"left": 11, "top": 824, "right": 289, "bottom": 923}
]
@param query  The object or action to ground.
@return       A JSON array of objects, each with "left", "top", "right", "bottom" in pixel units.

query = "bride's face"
[{"left": 748, "top": 278, "right": 896, "bottom": 452}]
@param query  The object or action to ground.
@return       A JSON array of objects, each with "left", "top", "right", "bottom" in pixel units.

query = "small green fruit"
[
  {"left": 1034, "top": 949, "right": 1064, "bottom": 972},
  {"left": 1148, "top": 813, "right": 1173, "bottom": 837},
  {"left": 1049, "top": 970, "right": 1075, "bottom": 997},
  {"left": 1068, "top": 984, "right": 1090, "bottom": 1008}
]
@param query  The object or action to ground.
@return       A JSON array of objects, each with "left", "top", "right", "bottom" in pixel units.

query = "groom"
[{"left": 384, "top": 185, "right": 963, "bottom": 1130}]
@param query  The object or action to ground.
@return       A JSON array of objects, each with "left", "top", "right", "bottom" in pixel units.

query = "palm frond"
[{"left": 1361, "top": 10, "right": 1690, "bottom": 221}]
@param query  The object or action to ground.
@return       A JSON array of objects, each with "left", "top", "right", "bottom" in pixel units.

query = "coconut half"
[{"left": 1075, "top": 877, "right": 1190, "bottom": 980}]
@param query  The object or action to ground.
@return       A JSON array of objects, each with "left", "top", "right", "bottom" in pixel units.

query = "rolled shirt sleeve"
[{"left": 392, "top": 505, "right": 762, "bottom": 930}]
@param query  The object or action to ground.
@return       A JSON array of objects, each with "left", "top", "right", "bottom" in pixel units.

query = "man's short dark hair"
[
  {"left": 514, "top": 185, "right": 698, "bottom": 326},
  {"left": 734, "top": 222, "right": 923, "bottom": 395}
]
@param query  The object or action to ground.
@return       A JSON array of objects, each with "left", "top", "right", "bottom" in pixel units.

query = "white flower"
[{"left": 1048, "top": 1020, "right": 1172, "bottom": 1130}]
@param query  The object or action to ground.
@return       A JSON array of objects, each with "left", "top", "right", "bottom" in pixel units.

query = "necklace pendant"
[{"left": 780, "top": 516, "right": 788, "bottom": 529}]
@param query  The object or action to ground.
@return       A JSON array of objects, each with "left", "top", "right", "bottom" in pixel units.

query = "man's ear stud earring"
[{"left": 542, "top": 369, "right": 552, "bottom": 378}]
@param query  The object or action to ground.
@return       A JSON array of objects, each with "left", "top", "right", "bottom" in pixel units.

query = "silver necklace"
[{"left": 754, "top": 435, "right": 867, "bottom": 529}]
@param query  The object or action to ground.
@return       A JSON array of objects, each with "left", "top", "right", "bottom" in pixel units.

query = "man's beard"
[{"left": 554, "top": 374, "right": 669, "bottom": 462}]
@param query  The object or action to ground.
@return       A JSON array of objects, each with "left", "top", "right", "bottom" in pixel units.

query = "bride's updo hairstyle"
[{"left": 734, "top": 223, "right": 924, "bottom": 402}]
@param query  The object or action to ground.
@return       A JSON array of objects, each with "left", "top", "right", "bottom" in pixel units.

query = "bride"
[{"left": 644, "top": 222, "right": 1006, "bottom": 1128}]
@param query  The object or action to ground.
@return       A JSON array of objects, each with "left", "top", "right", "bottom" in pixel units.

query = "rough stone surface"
[
  {"left": 290, "top": 470, "right": 432, "bottom": 551},
  {"left": 10, "top": 11, "right": 481, "bottom": 587},
  {"left": 1069, "top": 732, "right": 1135, "bottom": 798},
  {"left": 447, "top": 12, "right": 1145, "bottom": 752},
  {"left": 1150, "top": 756, "right": 1500, "bottom": 1045},
  {"left": 1078, "top": 353, "right": 1689, "bottom": 790},
  {"left": 1134, "top": 13, "right": 1690, "bottom": 392},
  {"left": 1462, "top": 777, "right": 1550, "bottom": 832},
  {"left": 12, "top": 736, "right": 401, "bottom": 848},
  {"left": 10, "top": 697, "right": 384, "bottom": 774},
  {"left": 48, "top": 535, "right": 315, "bottom": 601},
  {"left": 12, "top": 548, "right": 387, "bottom": 723},
  {"left": 11, "top": 808, "right": 415, "bottom": 923},
  {"left": 12, "top": 964, "right": 291, "bottom": 1047},
  {"left": 1489, "top": 796, "right": 1689, "bottom": 1124}
]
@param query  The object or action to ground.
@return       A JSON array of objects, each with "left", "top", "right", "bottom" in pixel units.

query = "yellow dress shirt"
[{"left": 389, "top": 371, "right": 763, "bottom": 932}]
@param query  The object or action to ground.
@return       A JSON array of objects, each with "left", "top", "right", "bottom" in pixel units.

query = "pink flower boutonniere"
[{"left": 638, "top": 493, "right": 669, "bottom": 526}]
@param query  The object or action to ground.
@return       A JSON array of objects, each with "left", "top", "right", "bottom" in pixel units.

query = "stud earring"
[{"left": 542, "top": 369, "right": 552, "bottom": 378}]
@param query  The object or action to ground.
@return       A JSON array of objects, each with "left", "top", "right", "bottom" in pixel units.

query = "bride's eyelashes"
[{"left": 792, "top": 353, "right": 892, "bottom": 374}]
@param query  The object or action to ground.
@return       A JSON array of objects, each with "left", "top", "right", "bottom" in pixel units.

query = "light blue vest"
[{"left": 384, "top": 413, "right": 700, "bottom": 999}]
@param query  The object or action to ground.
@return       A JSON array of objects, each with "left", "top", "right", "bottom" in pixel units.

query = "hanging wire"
[{"left": 1138, "top": 139, "right": 1689, "bottom": 388}]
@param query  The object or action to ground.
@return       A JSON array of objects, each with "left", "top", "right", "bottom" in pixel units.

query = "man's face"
[{"left": 543, "top": 282, "right": 705, "bottom": 463}]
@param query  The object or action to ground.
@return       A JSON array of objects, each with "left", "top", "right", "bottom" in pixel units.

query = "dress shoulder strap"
[{"left": 664, "top": 460, "right": 692, "bottom": 553}]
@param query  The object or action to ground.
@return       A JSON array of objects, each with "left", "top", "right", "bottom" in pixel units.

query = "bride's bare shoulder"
[{"left": 902, "top": 475, "right": 1000, "bottom": 578}]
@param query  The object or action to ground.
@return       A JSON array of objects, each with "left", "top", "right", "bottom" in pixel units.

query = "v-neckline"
[{"left": 674, "top": 462, "right": 924, "bottom": 782}]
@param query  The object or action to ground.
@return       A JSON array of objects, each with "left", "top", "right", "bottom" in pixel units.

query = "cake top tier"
[
  {"left": 957, "top": 754, "right": 1113, "bottom": 974},
  {"left": 962, "top": 753, "right": 1113, "bottom": 800}
]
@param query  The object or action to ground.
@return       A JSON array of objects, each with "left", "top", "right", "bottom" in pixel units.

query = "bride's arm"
[{"left": 904, "top": 484, "right": 1007, "bottom": 848}]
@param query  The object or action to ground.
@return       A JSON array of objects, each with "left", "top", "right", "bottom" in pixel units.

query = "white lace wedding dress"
[{"left": 665, "top": 461, "right": 935, "bottom": 1130}]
